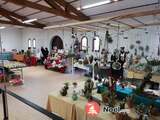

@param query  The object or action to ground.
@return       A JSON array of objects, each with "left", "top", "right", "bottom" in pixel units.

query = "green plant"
[
  {"left": 135, "top": 87, "right": 143, "bottom": 95},
  {"left": 106, "top": 31, "right": 113, "bottom": 43},
  {"left": 130, "top": 44, "right": 134, "bottom": 50}
]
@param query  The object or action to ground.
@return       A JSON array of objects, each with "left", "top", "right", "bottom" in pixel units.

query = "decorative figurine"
[
  {"left": 72, "top": 82, "right": 79, "bottom": 94},
  {"left": 72, "top": 90, "right": 78, "bottom": 101},
  {"left": 101, "top": 91, "right": 109, "bottom": 103},
  {"left": 73, "top": 82, "right": 78, "bottom": 89},
  {"left": 135, "top": 104, "right": 150, "bottom": 120},
  {"left": 82, "top": 79, "right": 94, "bottom": 99},
  {"left": 60, "top": 82, "right": 69, "bottom": 96},
  {"left": 119, "top": 99, "right": 126, "bottom": 109},
  {"left": 126, "top": 96, "right": 133, "bottom": 108}
]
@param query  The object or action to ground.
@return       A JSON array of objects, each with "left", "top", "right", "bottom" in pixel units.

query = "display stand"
[
  {"left": 0, "top": 28, "right": 9, "bottom": 120},
  {"left": 91, "top": 59, "right": 95, "bottom": 81}
]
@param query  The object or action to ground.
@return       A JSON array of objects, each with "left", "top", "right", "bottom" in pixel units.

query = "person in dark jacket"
[
  {"left": 45, "top": 47, "right": 49, "bottom": 58},
  {"left": 41, "top": 47, "right": 46, "bottom": 62}
]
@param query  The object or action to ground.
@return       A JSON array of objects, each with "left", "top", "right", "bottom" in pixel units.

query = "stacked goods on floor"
[
  {"left": 9, "top": 74, "right": 23, "bottom": 86},
  {"left": 44, "top": 50, "right": 67, "bottom": 73},
  {"left": 0, "top": 67, "right": 23, "bottom": 85}
]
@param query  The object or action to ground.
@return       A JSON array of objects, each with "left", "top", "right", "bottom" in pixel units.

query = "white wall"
[
  {"left": 21, "top": 26, "right": 160, "bottom": 58},
  {"left": 1, "top": 28, "right": 22, "bottom": 51},
  {"left": 22, "top": 28, "right": 78, "bottom": 52},
  {"left": 1, "top": 25, "right": 159, "bottom": 59}
]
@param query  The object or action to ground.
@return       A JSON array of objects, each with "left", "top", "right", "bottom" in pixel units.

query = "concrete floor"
[
  {"left": 0, "top": 66, "right": 159, "bottom": 120},
  {"left": 0, "top": 66, "right": 86, "bottom": 120}
]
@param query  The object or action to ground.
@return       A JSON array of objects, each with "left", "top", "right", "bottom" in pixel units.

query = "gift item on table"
[
  {"left": 60, "top": 83, "right": 69, "bottom": 96},
  {"left": 8, "top": 72, "right": 23, "bottom": 85},
  {"left": 115, "top": 112, "right": 131, "bottom": 120},
  {"left": 72, "top": 90, "right": 78, "bottom": 101},
  {"left": 72, "top": 82, "right": 79, "bottom": 93},
  {"left": 9, "top": 79, "right": 23, "bottom": 86},
  {"left": 96, "top": 79, "right": 108, "bottom": 94},
  {"left": 126, "top": 96, "right": 134, "bottom": 108},
  {"left": 44, "top": 56, "right": 52, "bottom": 69},
  {"left": 82, "top": 79, "right": 94, "bottom": 99},
  {"left": 0, "top": 73, "right": 5, "bottom": 82}
]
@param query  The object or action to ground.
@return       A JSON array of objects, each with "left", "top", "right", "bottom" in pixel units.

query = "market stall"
[{"left": 0, "top": 60, "right": 26, "bottom": 85}]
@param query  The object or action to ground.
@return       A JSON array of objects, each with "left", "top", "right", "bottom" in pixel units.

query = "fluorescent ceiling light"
[
  {"left": 77, "top": 0, "right": 111, "bottom": 10},
  {"left": 0, "top": 26, "right": 6, "bottom": 29},
  {"left": 22, "top": 18, "right": 37, "bottom": 23}
]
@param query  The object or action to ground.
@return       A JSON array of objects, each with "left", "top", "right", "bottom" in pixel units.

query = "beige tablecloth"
[
  {"left": 47, "top": 92, "right": 139, "bottom": 120},
  {"left": 47, "top": 93, "right": 76, "bottom": 120},
  {"left": 127, "top": 70, "right": 160, "bottom": 83}
]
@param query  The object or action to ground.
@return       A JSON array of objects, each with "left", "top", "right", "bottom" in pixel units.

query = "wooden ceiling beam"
[
  {"left": 0, "top": 7, "right": 25, "bottom": 20},
  {"left": 0, "top": 19, "right": 43, "bottom": 28},
  {"left": 113, "top": 9, "right": 160, "bottom": 20},
  {"left": 133, "top": 22, "right": 160, "bottom": 29},
  {"left": 112, "top": 20, "right": 135, "bottom": 28},
  {"left": 5, "top": 0, "right": 88, "bottom": 21},
  {"left": 44, "top": 0, "right": 62, "bottom": 11},
  {"left": 53, "top": 0, "right": 90, "bottom": 20},
  {"left": 0, "top": 11, "right": 20, "bottom": 23},
  {"left": 0, "top": 7, "right": 45, "bottom": 28},
  {"left": 132, "top": 18, "right": 146, "bottom": 26}
]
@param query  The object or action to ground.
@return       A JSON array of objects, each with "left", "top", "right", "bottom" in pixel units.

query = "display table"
[
  {"left": 73, "top": 63, "right": 90, "bottom": 71},
  {"left": 116, "top": 85, "right": 133, "bottom": 99},
  {"left": 0, "top": 60, "right": 26, "bottom": 69},
  {"left": 0, "top": 61, "right": 26, "bottom": 84},
  {"left": 133, "top": 95, "right": 160, "bottom": 108},
  {"left": 115, "top": 85, "right": 160, "bottom": 108},
  {"left": 127, "top": 70, "right": 160, "bottom": 83},
  {"left": 13, "top": 54, "right": 25, "bottom": 62},
  {"left": 0, "top": 52, "right": 13, "bottom": 60},
  {"left": 47, "top": 92, "right": 139, "bottom": 120}
]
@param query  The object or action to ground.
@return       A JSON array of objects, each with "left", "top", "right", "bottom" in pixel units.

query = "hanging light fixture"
[
  {"left": 77, "top": 0, "right": 112, "bottom": 10},
  {"left": 22, "top": 18, "right": 37, "bottom": 23}
]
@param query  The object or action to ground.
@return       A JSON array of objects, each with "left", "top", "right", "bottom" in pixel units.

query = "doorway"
[{"left": 50, "top": 36, "right": 64, "bottom": 50}]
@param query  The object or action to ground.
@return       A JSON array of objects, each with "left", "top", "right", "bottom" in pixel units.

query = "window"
[
  {"left": 28, "top": 39, "right": 31, "bottom": 48},
  {"left": 93, "top": 36, "right": 100, "bottom": 52},
  {"left": 33, "top": 39, "right": 36, "bottom": 48},
  {"left": 81, "top": 36, "right": 88, "bottom": 50}
]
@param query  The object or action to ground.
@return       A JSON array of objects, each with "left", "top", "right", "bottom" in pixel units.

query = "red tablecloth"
[{"left": 24, "top": 56, "right": 37, "bottom": 66}]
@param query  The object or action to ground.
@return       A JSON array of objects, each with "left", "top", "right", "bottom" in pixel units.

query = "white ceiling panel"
[
  {"left": 27, "top": 0, "right": 41, "bottom": 2},
  {"left": 71, "top": 1, "right": 81, "bottom": 8},
  {"left": 28, "top": 12, "right": 54, "bottom": 19},
  {"left": 15, "top": 7, "right": 40, "bottom": 16},
  {"left": 38, "top": 0, "right": 51, "bottom": 7},
  {"left": 40, "top": 16, "right": 67, "bottom": 23},
  {"left": 0, "top": 0, "right": 6, "bottom": 5},
  {"left": 82, "top": 0, "right": 158, "bottom": 16},
  {"left": 119, "top": 18, "right": 141, "bottom": 26},
  {"left": 80, "top": 0, "right": 111, "bottom": 6},
  {"left": 66, "top": 0, "right": 76, "bottom": 2},
  {"left": 136, "top": 15, "right": 159, "bottom": 24},
  {"left": 2, "top": 2, "right": 22, "bottom": 11},
  {"left": 0, "top": 17, "right": 10, "bottom": 21}
]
